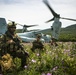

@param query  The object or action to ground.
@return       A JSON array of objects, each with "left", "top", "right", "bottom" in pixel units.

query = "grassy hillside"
[
  {"left": 59, "top": 24, "right": 76, "bottom": 41},
  {"left": 38, "top": 24, "right": 76, "bottom": 41},
  {"left": 61, "top": 24, "right": 76, "bottom": 33}
]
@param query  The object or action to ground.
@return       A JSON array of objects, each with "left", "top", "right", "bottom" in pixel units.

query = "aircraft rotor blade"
[
  {"left": 43, "top": 0, "right": 59, "bottom": 17},
  {"left": 60, "top": 17, "right": 76, "bottom": 21},
  {"left": 45, "top": 18, "right": 54, "bottom": 23},
  {"left": 24, "top": 25, "right": 38, "bottom": 28},
  {"left": 17, "top": 23, "right": 38, "bottom": 28},
  {"left": 17, "top": 23, "right": 23, "bottom": 26},
  {"left": 43, "top": 0, "right": 76, "bottom": 23}
]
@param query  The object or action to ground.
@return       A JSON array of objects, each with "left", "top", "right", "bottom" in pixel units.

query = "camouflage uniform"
[
  {"left": 31, "top": 34, "right": 44, "bottom": 52},
  {"left": 0, "top": 22, "right": 28, "bottom": 68}
]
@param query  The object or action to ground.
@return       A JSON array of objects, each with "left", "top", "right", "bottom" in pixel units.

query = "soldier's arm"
[
  {"left": 16, "top": 35, "right": 29, "bottom": 56},
  {"left": 15, "top": 34, "right": 24, "bottom": 50},
  {"left": 0, "top": 35, "right": 7, "bottom": 47},
  {"left": 0, "top": 35, "right": 7, "bottom": 55}
]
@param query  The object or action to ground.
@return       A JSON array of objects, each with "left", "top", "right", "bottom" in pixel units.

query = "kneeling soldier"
[{"left": 31, "top": 34, "right": 44, "bottom": 52}]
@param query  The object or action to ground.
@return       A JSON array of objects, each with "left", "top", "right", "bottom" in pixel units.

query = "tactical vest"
[
  {"left": 33, "top": 40, "right": 44, "bottom": 49},
  {"left": 1, "top": 34, "right": 22, "bottom": 54}
]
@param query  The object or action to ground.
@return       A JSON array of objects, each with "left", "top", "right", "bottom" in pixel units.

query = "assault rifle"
[{"left": 6, "top": 33, "right": 29, "bottom": 56}]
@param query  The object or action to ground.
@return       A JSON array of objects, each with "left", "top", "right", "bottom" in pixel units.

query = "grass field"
[{"left": 1, "top": 42, "right": 76, "bottom": 75}]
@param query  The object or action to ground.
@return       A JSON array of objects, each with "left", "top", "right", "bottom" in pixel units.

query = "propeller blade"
[
  {"left": 43, "top": 0, "right": 76, "bottom": 22},
  {"left": 45, "top": 18, "right": 54, "bottom": 23},
  {"left": 17, "top": 23, "right": 38, "bottom": 28},
  {"left": 43, "top": 0, "right": 59, "bottom": 17},
  {"left": 17, "top": 23, "right": 23, "bottom": 26},
  {"left": 60, "top": 17, "right": 76, "bottom": 21},
  {"left": 23, "top": 25, "right": 38, "bottom": 28}
]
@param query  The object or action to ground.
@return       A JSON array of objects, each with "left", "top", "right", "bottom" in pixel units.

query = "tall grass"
[{"left": 4, "top": 42, "right": 76, "bottom": 75}]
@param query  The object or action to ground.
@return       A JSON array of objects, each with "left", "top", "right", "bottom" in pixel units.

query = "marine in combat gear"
[
  {"left": 0, "top": 22, "right": 29, "bottom": 71},
  {"left": 31, "top": 34, "right": 44, "bottom": 52}
]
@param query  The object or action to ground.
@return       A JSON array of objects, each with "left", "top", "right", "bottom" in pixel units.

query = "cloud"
[
  {"left": 51, "top": 0, "right": 76, "bottom": 4},
  {"left": 0, "top": 0, "right": 24, "bottom": 5},
  {"left": 0, "top": 0, "right": 42, "bottom": 5}
]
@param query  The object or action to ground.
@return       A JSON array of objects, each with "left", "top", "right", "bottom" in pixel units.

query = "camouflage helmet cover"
[
  {"left": 7, "top": 22, "right": 17, "bottom": 28},
  {"left": 37, "top": 34, "right": 41, "bottom": 38}
]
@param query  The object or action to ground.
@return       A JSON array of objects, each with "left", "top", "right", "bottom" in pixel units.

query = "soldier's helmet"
[
  {"left": 37, "top": 34, "right": 41, "bottom": 39},
  {"left": 7, "top": 22, "right": 17, "bottom": 29}
]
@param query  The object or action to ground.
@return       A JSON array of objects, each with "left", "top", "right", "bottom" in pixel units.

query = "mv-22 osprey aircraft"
[
  {"left": 1, "top": 0, "right": 76, "bottom": 42},
  {"left": 0, "top": 18, "right": 51, "bottom": 43}
]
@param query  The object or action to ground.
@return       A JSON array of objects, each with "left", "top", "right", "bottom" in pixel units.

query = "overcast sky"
[{"left": 0, "top": 0, "right": 76, "bottom": 30}]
